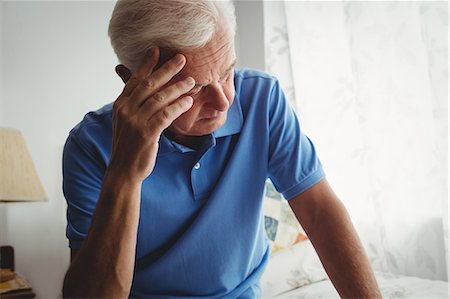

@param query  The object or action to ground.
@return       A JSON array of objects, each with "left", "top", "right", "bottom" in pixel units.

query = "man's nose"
[{"left": 205, "top": 83, "right": 229, "bottom": 112}]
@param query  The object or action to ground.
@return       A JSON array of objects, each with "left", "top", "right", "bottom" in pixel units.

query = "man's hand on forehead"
[
  {"left": 109, "top": 46, "right": 196, "bottom": 183},
  {"left": 115, "top": 47, "right": 181, "bottom": 84}
]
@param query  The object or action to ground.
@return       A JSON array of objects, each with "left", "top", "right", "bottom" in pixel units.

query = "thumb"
[{"left": 115, "top": 64, "right": 132, "bottom": 83}]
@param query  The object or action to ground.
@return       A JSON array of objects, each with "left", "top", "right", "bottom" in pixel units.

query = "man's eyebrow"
[{"left": 194, "top": 60, "right": 237, "bottom": 88}]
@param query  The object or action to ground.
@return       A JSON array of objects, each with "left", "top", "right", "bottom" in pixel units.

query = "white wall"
[
  {"left": 1, "top": 2, "right": 120, "bottom": 297},
  {"left": 234, "top": 0, "right": 265, "bottom": 71},
  {"left": 0, "top": 0, "right": 5, "bottom": 248},
  {"left": 0, "top": 1, "right": 263, "bottom": 298}
]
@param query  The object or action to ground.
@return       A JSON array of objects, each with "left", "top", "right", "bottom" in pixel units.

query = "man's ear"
[{"left": 115, "top": 64, "right": 132, "bottom": 83}]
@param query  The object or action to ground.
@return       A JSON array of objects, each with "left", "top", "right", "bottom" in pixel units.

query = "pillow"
[
  {"left": 260, "top": 240, "right": 329, "bottom": 297},
  {"left": 263, "top": 180, "right": 308, "bottom": 254},
  {"left": 261, "top": 180, "right": 328, "bottom": 297}
]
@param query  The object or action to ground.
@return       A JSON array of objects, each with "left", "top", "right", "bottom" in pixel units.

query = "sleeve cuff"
[{"left": 282, "top": 168, "right": 326, "bottom": 200}]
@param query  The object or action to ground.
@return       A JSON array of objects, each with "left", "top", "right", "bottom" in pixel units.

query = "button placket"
[
  {"left": 190, "top": 134, "right": 216, "bottom": 201},
  {"left": 191, "top": 161, "right": 202, "bottom": 201}
]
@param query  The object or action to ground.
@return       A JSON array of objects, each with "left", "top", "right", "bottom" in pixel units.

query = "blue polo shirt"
[{"left": 63, "top": 68, "right": 325, "bottom": 298}]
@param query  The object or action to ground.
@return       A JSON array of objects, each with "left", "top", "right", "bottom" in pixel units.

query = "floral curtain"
[{"left": 264, "top": 1, "right": 448, "bottom": 281}]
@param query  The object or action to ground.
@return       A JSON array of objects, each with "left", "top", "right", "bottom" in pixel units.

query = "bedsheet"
[{"left": 273, "top": 273, "right": 449, "bottom": 298}]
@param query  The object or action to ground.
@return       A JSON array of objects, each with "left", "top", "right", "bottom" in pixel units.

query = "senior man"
[{"left": 62, "top": 0, "right": 381, "bottom": 298}]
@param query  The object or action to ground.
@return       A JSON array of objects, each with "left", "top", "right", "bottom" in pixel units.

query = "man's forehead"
[
  {"left": 182, "top": 54, "right": 236, "bottom": 73},
  {"left": 183, "top": 40, "right": 235, "bottom": 66}
]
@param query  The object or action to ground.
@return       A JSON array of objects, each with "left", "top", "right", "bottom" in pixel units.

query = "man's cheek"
[
  {"left": 227, "top": 88, "right": 236, "bottom": 104},
  {"left": 228, "top": 81, "right": 236, "bottom": 100}
]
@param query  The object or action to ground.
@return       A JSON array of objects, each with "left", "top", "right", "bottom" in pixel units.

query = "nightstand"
[{"left": 0, "top": 246, "right": 36, "bottom": 298}]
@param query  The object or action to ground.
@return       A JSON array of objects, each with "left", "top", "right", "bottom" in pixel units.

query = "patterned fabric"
[
  {"left": 263, "top": 180, "right": 308, "bottom": 255},
  {"left": 264, "top": 1, "right": 448, "bottom": 281},
  {"left": 260, "top": 240, "right": 328, "bottom": 297},
  {"left": 274, "top": 272, "right": 449, "bottom": 298}
]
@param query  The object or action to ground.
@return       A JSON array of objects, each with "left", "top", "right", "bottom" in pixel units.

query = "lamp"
[
  {"left": 0, "top": 128, "right": 47, "bottom": 202},
  {"left": 0, "top": 128, "right": 45, "bottom": 298}
]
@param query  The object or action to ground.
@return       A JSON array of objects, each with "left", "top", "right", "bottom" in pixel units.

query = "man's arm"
[
  {"left": 289, "top": 178, "right": 382, "bottom": 298},
  {"left": 62, "top": 47, "right": 196, "bottom": 298},
  {"left": 63, "top": 175, "right": 142, "bottom": 298}
]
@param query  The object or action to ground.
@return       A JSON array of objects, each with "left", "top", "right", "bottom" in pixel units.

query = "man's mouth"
[{"left": 201, "top": 113, "right": 221, "bottom": 120}]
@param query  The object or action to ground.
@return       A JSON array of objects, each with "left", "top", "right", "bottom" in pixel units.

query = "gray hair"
[{"left": 108, "top": 0, "right": 236, "bottom": 72}]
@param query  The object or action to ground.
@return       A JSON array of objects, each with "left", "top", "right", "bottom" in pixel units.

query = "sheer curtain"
[{"left": 264, "top": 1, "right": 448, "bottom": 281}]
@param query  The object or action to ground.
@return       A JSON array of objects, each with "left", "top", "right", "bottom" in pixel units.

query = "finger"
[
  {"left": 138, "top": 77, "right": 195, "bottom": 118},
  {"left": 129, "top": 53, "right": 187, "bottom": 104},
  {"left": 115, "top": 64, "right": 132, "bottom": 83},
  {"left": 134, "top": 47, "right": 161, "bottom": 79},
  {"left": 121, "top": 47, "right": 160, "bottom": 97},
  {"left": 146, "top": 96, "right": 193, "bottom": 137}
]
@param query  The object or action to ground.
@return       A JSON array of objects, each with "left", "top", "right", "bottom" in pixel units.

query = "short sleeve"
[
  {"left": 267, "top": 80, "right": 325, "bottom": 200},
  {"left": 62, "top": 132, "right": 105, "bottom": 249}
]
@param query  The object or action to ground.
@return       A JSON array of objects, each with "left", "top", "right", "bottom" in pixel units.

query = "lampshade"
[{"left": 0, "top": 128, "right": 47, "bottom": 202}]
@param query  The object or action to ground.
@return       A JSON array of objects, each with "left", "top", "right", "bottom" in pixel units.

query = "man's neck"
[{"left": 164, "top": 130, "right": 206, "bottom": 151}]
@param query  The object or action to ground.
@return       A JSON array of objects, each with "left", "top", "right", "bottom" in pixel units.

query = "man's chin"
[
  {"left": 170, "top": 115, "right": 227, "bottom": 137},
  {"left": 201, "top": 115, "right": 226, "bottom": 134}
]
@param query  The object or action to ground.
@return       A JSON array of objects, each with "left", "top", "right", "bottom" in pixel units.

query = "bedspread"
[{"left": 273, "top": 273, "right": 449, "bottom": 298}]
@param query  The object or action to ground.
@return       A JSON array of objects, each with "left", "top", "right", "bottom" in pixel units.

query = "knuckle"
[
  {"left": 152, "top": 92, "right": 165, "bottom": 104},
  {"left": 116, "top": 105, "right": 129, "bottom": 118},
  {"left": 140, "top": 78, "right": 155, "bottom": 89},
  {"left": 146, "top": 119, "right": 162, "bottom": 134},
  {"left": 147, "top": 108, "right": 176, "bottom": 133},
  {"left": 161, "top": 108, "right": 172, "bottom": 122},
  {"left": 152, "top": 109, "right": 172, "bottom": 129}
]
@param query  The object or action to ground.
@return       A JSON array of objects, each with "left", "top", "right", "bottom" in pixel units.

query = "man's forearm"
[
  {"left": 289, "top": 179, "right": 381, "bottom": 298},
  {"left": 63, "top": 171, "right": 142, "bottom": 298},
  {"left": 307, "top": 196, "right": 381, "bottom": 298}
]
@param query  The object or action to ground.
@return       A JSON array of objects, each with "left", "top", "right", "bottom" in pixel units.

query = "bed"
[
  {"left": 272, "top": 273, "right": 449, "bottom": 298},
  {"left": 261, "top": 182, "right": 448, "bottom": 298},
  {"left": 259, "top": 240, "right": 449, "bottom": 298}
]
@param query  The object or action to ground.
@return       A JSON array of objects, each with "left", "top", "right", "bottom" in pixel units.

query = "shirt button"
[{"left": 194, "top": 163, "right": 201, "bottom": 170}]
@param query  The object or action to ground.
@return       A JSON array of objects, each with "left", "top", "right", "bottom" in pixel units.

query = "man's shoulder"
[
  {"left": 234, "top": 68, "right": 279, "bottom": 97},
  {"left": 234, "top": 68, "right": 276, "bottom": 87},
  {"left": 234, "top": 68, "right": 280, "bottom": 112},
  {"left": 67, "top": 102, "right": 113, "bottom": 148},
  {"left": 235, "top": 68, "right": 273, "bottom": 79},
  {"left": 70, "top": 103, "right": 113, "bottom": 134}
]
